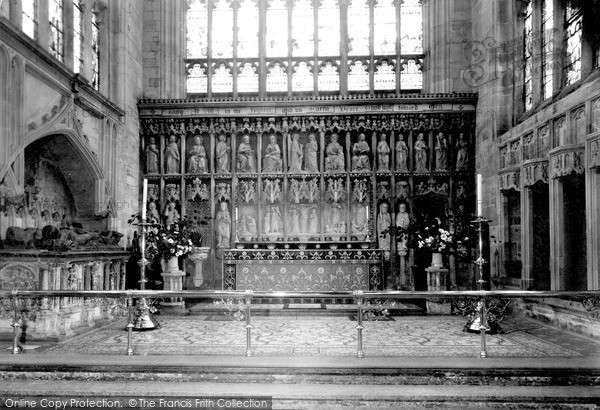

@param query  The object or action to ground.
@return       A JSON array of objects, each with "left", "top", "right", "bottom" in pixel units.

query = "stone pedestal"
[
  {"left": 426, "top": 265, "right": 451, "bottom": 314},
  {"left": 188, "top": 247, "right": 210, "bottom": 288},
  {"left": 161, "top": 257, "right": 187, "bottom": 314}
]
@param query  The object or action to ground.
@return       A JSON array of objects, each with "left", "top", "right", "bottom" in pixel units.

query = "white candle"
[
  {"left": 141, "top": 179, "right": 148, "bottom": 220},
  {"left": 476, "top": 174, "right": 482, "bottom": 216}
]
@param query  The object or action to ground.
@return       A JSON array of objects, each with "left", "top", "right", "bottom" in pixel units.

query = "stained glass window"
[
  {"left": 541, "top": 0, "right": 553, "bottom": 100},
  {"left": 564, "top": 2, "right": 582, "bottom": 86},
  {"left": 374, "top": 59, "right": 395, "bottom": 90},
  {"left": 238, "top": 0, "right": 259, "bottom": 58},
  {"left": 292, "top": 0, "right": 314, "bottom": 57},
  {"left": 73, "top": 0, "right": 83, "bottom": 73},
  {"left": 318, "top": 60, "right": 340, "bottom": 91},
  {"left": 91, "top": 10, "right": 100, "bottom": 90},
  {"left": 292, "top": 61, "right": 314, "bottom": 92},
  {"left": 348, "top": 59, "right": 369, "bottom": 91},
  {"left": 400, "top": 0, "right": 422, "bottom": 54},
  {"left": 212, "top": 62, "right": 234, "bottom": 93},
  {"left": 212, "top": 0, "right": 233, "bottom": 58},
  {"left": 266, "top": 0, "right": 288, "bottom": 58},
  {"left": 374, "top": 0, "right": 396, "bottom": 55},
  {"left": 49, "top": 0, "right": 64, "bottom": 62},
  {"left": 400, "top": 58, "right": 422, "bottom": 90},
  {"left": 347, "top": 0, "right": 369, "bottom": 56},
  {"left": 187, "top": 62, "right": 208, "bottom": 93},
  {"left": 187, "top": 0, "right": 208, "bottom": 58},
  {"left": 523, "top": 1, "right": 533, "bottom": 111},
  {"left": 22, "top": 0, "right": 37, "bottom": 40},
  {"left": 238, "top": 61, "right": 259, "bottom": 93},
  {"left": 266, "top": 61, "right": 288, "bottom": 92},
  {"left": 318, "top": 0, "right": 340, "bottom": 56}
]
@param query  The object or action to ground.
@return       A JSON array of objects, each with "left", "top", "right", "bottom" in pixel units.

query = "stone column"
[
  {"left": 188, "top": 247, "right": 210, "bottom": 288},
  {"left": 586, "top": 136, "right": 600, "bottom": 289},
  {"left": 161, "top": 257, "right": 186, "bottom": 314}
]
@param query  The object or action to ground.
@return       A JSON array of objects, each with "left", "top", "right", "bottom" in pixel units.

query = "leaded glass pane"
[
  {"left": 91, "top": 11, "right": 100, "bottom": 90},
  {"left": 238, "top": 61, "right": 259, "bottom": 93},
  {"left": 73, "top": 0, "right": 83, "bottom": 73},
  {"left": 49, "top": 0, "right": 64, "bottom": 62},
  {"left": 541, "top": 0, "right": 554, "bottom": 100},
  {"left": 348, "top": 60, "right": 369, "bottom": 91},
  {"left": 374, "top": 0, "right": 396, "bottom": 55},
  {"left": 187, "top": 0, "right": 208, "bottom": 58},
  {"left": 267, "top": 0, "right": 288, "bottom": 58},
  {"left": 292, "top": 0, "right": 314, "bottom": 57},
  {"left": 237, "top": 0, "right": 259, "bottom": 58},
  {"left": 318, "top": 60, "right": 340, "bottom": 91},
  {"left": 523, "top": 1, "right": 533, "bottom": 111},
  {"left": 187, "top": 62, "right": 208, "bottom": 93},
  {"left": 266, "top": 61, "right": 288, "bottom": 92},
  {"left": 400, "top": 58, "right": 422, "bottom": 90},
  {"left": 348, "top": 0, "right": 369, "bottom": 56},
  {"left": 212, "top": 62, "right": 234, "bottom": 93},
  {"left": 400, "top": 0, "right": 422, "bottom": 54},
  {"left": 318, "top": 0, "right": 340, "bottom": 56},
  {"left": 22, "top": 0, "right": 37, "bottom": 39},
  {"left": 292, "top": 61, "right": 314, "bottom": 91},
  {"left": 211, "top": 0, "right": 234, "bottom": 59},
  {"left": 565, "top": 4, "right": 582, "bottom": 86},
  {"left": 374, "top": 59, "right": 395, "bottom": 90}
]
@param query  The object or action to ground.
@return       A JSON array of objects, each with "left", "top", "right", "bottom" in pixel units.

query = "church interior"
[{"left": 1, "top": 0, "right": 600, "bottom": 408}]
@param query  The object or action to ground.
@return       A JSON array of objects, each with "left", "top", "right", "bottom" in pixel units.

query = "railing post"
[
  {"left": 244, "top": 290, "right": 253, "bottom": 357},
  {"left": 479, "top": 296, "right": 488, "bottom": 358},
  {"left": 11, "top": 292, "right": 20, "bottom": 355},
  {"left": 355, "top": 290, "right": 364, "bottom": 358},
  {"left": 126, "top": 293, "right": 134, "bottom": 356}
]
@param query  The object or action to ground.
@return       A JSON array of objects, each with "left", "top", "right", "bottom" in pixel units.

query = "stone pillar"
[
  {"left": 188, "top": 247, "right": 210, "bottom": 288},
  {"left": 521, "top": 183, "right": 533, "bottom": 290},
  {"left": 586, "top": 136, "right": 600, "bottom": 290},
  {"left": 161, "top": 257, "right": 186, "bottom": 314},
  {"left": 425, "top": 264, "right": 450, "bottom": 315}
]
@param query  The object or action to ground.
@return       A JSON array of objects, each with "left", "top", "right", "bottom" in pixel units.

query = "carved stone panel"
[
  {"left": 523, "top": 161, "right": 549, "bottom": 187},
  {"left": 499, "top": 169, "right": 520, "bottom": 192},
  {"left": 550, "top": 149, "right": 584, "bottom": 179}
]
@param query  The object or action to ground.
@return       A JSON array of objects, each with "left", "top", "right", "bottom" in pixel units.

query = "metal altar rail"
[{"left": 1, "top": 290, "right": 599, "bottom": 358}]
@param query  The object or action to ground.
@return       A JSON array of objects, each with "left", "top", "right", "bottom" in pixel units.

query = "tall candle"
[
  {"left": 141, "top": 179, "right": 148, "bottom": 220},
  {"left": 476, "top": 174, "right": 482, "bottom": 216}
]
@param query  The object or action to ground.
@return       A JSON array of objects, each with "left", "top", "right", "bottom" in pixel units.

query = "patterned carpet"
[{"left": 37, "top": 314, "right": 600, "bottom": 357}]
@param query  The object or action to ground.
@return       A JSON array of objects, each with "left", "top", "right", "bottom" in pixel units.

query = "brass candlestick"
[{"left": 132, "top": 220, "right": 160, "bottom": 331}]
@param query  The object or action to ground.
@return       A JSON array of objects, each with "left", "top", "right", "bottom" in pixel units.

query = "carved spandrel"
[
  {"left": 164, "top": 184, "right": 180, "bottom": 203},
  {"left": 395, "top": 180, "right": 410, "bottom": 201},
  {"left": 215, "top": 183, "right": 232, "bottom": 202},
  {"left": 262, "top": 179, "right": 282, "bottom": 204},
  {"left": 186, "top": 178, "right": 210, "bottom": 201},
  {"left": 239, "top": 180, "right": 257, "bottom": 204},
  {"left": 326, "top": 178, "right": 346, "bottom": 203}
]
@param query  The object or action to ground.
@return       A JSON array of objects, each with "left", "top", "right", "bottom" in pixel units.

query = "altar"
[{"left": 222, "top": 248, "right": 384, "bottom": 291}]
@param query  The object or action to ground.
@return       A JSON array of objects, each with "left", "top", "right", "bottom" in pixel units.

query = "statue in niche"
[
  {"left": 262, "top": 134, "right": 283, "bottom": 172},
  {"left": 145, "top": 137, "right": 159, "bottom": 173},
  {"left": 216, "top": 134, "right": 231, "bottom": 173},
  {"left": 455, "top": 133, "right": 468, "bottom": 171},
  {"left": 187, "top": 135, "right": 208, "bottom": 173},
  {"left": 147, "top": 202, "right": 160, "bottom": 224},
  {"left": 288, "top": 208, "right": 300, "bottom": 237},
  {"left": 264, "top": 206, "right": 282, "bottom": 236},
  {"left": 434, "top": 132, "right": 448, "bottom": 171},
  {"left": 377, "top": 133, "right": 390, "bottom": 171},
  {"left": 164, "top": 202, "right": 180, "bottom": 229},
  {"left": 304, "top": 133, "right": 319, "bottom": 172},
  {"left": 216, "top": 201, "right": 231, "bottom": 249},
  {"left": 239, "top": 213, "right": 257, "bottom": 241},
  {"left": 395, "top": 134, "right": 409, "bottom": 171},
  {"left": 352, "top": 205, "right": 368, "bottom": 239},
  {"left": 308, "top": 208, "right": 319, "bottom": 236},
  {"left": 377, "top": 202, "right": 392, "bottom": 251},
  {"left": 237, "top": 135, "right": 256, "bottom": 172},
  {"left": 414, "top": 133, "right": 428, "bottom": 171},
  {"left": 327, "top": 203, "right": 345, "bottom": 234},
  {"left": 352, "top": 133, "right": 371, "bottom": 172},
  {"left": 325, "top": 133, "right": 345, "bottom": 172},
  {"left": 165, "top": 135, "right": 180, "bottom": 174},
  {"left": 396, "top": 203, "right": 410, "bottom": 252},
  {"left": 288, "top": 133, "right": 304, "bottom": 172}
]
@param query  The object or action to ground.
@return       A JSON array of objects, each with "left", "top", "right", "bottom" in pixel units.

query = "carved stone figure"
[
  {"left": 216, "top": 134, "right": 231, "bottom": 173},
  {"left": 395, "top": 134, "right": 408, "bottom": 171},
  {"left": 264, "top": 206, "right": 282, "bottom": 236},
  {"left": 377, "top": 134, "right": 390, "bottom": 171},
  {"left": 147, "top": 202, "right": 160, "bottom": 224},
  {"left": 352, "top": 133, "right": 371, "bottom": 171},
  {"left": 351, "top": 204, "right": 368, "bottom": 238},
  {"left": 396, "top": 203, "right": 410, "bottom": 252},
  {"left": 455, "top": 133, "right": 468, "bottom": 171},
  {"left": 304, "top": 133, "right": 319, "bottom": 172},
  {"left": 237, "top": 135, "right": 256, "bottom": 172},
  {"left": 288, "top": 133, "right": 304, "bottom": 172},
  {"left": 308, "top": 208, "right": 319, "bottom": 235},
  {"left": 165, "top": 135, "right": 180, "bottom": 174},
  {"left": 187, "top": 135, "right": 208, "bottom": 173},
  {"left": 263, "top": 134, "right": 283, "bottom": 172},
  {"left": 145, "top": 137, "right": 159, "bottom": 173},
  {"left": 414, "top": 133, "right": 428, "bottom": 171},
  {"left": 325, "top": 133, "right": 345, "bottom": 172},
  {"left": 239, "top": 213, "right": 257, "bottom": 241},
  {"left": 377, "top": 202, "right": 392, "bottom": 251},
  {"left": 216, "top": 202, "right": 231, "bottom": 248},
  {"left": 164, "top": 202, "right": 180, "bottom": 229},
  {"left": 434, "top": 132, "right": 448, "bottom": 171}
]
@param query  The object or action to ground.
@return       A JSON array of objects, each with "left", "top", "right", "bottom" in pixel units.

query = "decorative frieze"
[
  {"left": 550, "top": 148, "right": 584, "bottom": 179},
  {"left": 523, "top": 160, "right": 549, "bottom": 187},
  {"left": 498, "top": 169, "right": 520, "bottom": 192}
]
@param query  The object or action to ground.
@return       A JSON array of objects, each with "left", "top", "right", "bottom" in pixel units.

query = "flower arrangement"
[{"left": 413, "top": 218, "right": 454, "bottom": 253}]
